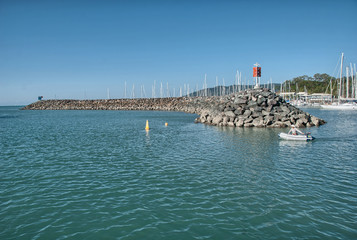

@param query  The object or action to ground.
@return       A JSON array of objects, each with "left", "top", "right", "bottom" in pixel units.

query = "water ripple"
[{"left": 0, "top": 108, "right": 356, "bottom": 239}]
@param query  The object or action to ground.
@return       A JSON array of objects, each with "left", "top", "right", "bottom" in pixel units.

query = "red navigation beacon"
[
  {"left": 253, "top": 66, "right": 261, "bottom": 77},
  {"left": 253, "top": 62, "right": 261, "bottom": 88}
]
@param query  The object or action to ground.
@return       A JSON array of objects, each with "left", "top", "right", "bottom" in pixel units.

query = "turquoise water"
[{"left": 1, "top": 106, "right": 356, "bottom": 239}]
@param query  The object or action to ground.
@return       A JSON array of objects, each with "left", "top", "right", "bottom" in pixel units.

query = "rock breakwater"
[
  {"left": 22, "top": 97, "right": 200, "bottom": 113},
  {"left": 22, "top": 88, "right": 326, "bottom": 128},
  {"left": 195, "top": 88, "right": 326, "bottom": 128}
]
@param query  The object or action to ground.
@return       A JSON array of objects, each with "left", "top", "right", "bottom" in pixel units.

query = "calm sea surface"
[{"left": 1, "top": 106, "right": 356, "bottom": 239}]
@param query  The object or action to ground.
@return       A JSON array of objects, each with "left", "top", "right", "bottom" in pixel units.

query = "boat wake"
[{"left": 312, "top": 134, "right": 357, "bottom": 142}]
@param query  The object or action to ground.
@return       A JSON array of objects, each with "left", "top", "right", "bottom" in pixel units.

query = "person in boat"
[{"left": 288, "top": 125, "right": 304, "bottom": 135}]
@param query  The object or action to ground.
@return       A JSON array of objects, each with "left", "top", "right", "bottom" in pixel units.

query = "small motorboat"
[{"left": 278, "top": 132, "right": 315, "bottom": 141}]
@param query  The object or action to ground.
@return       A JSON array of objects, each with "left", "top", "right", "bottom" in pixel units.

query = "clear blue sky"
[{"left": 1, "top": 0, "right": 356, "bottom": 105}]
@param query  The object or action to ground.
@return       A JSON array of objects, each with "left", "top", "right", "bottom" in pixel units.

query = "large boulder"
[
  {"left": 236, "top": 119, "right": 244, "bottom": 127},
  {"left": 224, "top": 110, "right": 236, "bottom": 118},
  {"left": 234, "top": 98, "right": 247, "bottom": 105},
  {"left": 212, "top": 115, "right": 223, "bottom": 125},
  {"left": 257, "top": 97, "right": 266, "bottom": 105},
  {"left": 253, "top": 118, "right": 265, "bottom": 127},
  {"left": 243, "top": 109, "right": 252, "bottom": 117},
  {"left": 262, "top": 110, "right": 271, "bottom": 116}
]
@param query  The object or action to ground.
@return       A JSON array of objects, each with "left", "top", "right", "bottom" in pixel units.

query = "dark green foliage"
[{"left": 282, "top": 73, "right": 338, "bottom": 96}]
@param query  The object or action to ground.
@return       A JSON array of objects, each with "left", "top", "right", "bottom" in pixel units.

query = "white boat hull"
[
  {"left": 278, "top": 133, "right": 315, "bottom": 141},
  {"left": 321, "top": 103, "right": 357, "bottom": 110}
]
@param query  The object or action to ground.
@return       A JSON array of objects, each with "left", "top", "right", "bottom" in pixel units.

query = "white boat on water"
[
  {"left": 279, "top": 132, "right": 315, "bottom": 141},
  {"left": 279, "top": 125, "right": 315, "bottom": 141},
  {"left": 291, "top": 100, "right": 306, "bottom": 107},
  {"left": 321, "top": 102, "right": 357, "bottom": 110}
]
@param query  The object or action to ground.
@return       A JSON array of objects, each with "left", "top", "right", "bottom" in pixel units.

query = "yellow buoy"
[
  {"left": 165, "top": 122, "right": 168, "bottom": 126},
  {"left": 145, "top": 120, "right": 150, "bottom": 131}
]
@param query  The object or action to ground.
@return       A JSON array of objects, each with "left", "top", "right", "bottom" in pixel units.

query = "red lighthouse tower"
[{"left": 253, "top": 62, "right": 261, "bottom": 88}]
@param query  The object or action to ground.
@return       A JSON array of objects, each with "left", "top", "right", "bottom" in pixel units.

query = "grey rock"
[
  {"left": 264, "top": 118, "right": 273, "bottom": 125},
  {"left": 264, "top": 115, "right": 274, "bottom": 121},
  {"left": 295, "top": 119, "right": 306, "bottom": 127},
  {"left": 266, "top": 105, "right": 273, "bottom": 112},
  {"left": 234, "top": 98, "right": 247, "bottom": 105},
  {"left": 311, "top": 116, "right": 321, "bottom": 126},
  {"left": 224, "top": 111, "right": 236, "bottom": 118},
  {"left": 306, "top": 122, "right": 313, "bottom": 127},
  {"left": 247, "top": 101, "right": 258, "bottom": 108},
  {"left": 224, "top": 106, "right": 234, "bottom": 112},
  {"left": 244, "top": 122, "right": 254, "bottom": 127},
  {"left": 267, "top": 99, "right": 277, "bottom": 106},
  {"left": 283, "top": 121, "right": 292, "bottom": 127},
  {"left": 253, "top": 118, "right": 265, "bottom": 127},
  {"left": 227, "top": 122, "right": 235, "bottom": 127},
  {"left": 270, "top": 121, "right": 286, "bottom": 128},
  {"left": 244, "top": 117, "right": 254, "bottom": 124},
  {"left": 262, "top": 110, "right": 271, "bottom": 116},
  {"left": 281, "top": 106, "right": 290, "bottom": 113},
  {"left": 222, "top": 116, "right": 229, "bottom": 124},
  {"left": 261, "top": 91, "right": 272, "bottom": 98},
  {"left": 212, "top": 116, "right": 223, "bottom": 125},
  {"left": 234, "top": 109, "right": 244, "bottom": 115},
  {"left": 257, "top": 97, "right": 266, "bottom": 105},
  {"left": 251, "top": 112, "right": 262, "bottom": 118},
  {"left": 243, "top": 110, "right": 252, "bottom": 117},
  {"left": 236, "top": 119, "right": 244, "bottom": 127}
]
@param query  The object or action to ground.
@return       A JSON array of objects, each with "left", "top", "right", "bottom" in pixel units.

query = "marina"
[{"left": 286, "top": 53, "right": 357, "bottom": 110}]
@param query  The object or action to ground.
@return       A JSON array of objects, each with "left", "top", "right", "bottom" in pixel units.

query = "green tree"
[{"left": 283, "top": 73, "right": 337, "bottom": 96}]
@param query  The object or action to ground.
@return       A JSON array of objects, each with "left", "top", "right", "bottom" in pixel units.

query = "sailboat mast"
[
  {"left": 330, "top": 78, "right": 333, "bottom": 102},
  {"left": 353, "top": 64, "right": 357, "bottom": 98},
  {"left": 239, "top": 72, "right": 242, "bottom": 92},
  {"left": 338, "top": 52, "right": 344, "bottom": 104},
  {"left": 346, "top": 67, "right": 349, "bottom": 99},
  {"left": 351, "top": 63, "right": 355, "bottom": 99},
  {"left": 204, "top": 74, "right": 207, "bottom": 97}
]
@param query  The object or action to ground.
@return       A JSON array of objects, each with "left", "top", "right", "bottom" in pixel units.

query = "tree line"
[{"left": 282, "top": 73, "right": 341, "bottom": 96}]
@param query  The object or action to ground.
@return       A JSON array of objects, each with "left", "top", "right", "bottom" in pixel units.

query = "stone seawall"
[
  {"left": 22, "top": 97, "right": 201, "bottom": 113},
  {"left": 22, "top": 88, "right": 326, "bottom": 128}
]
